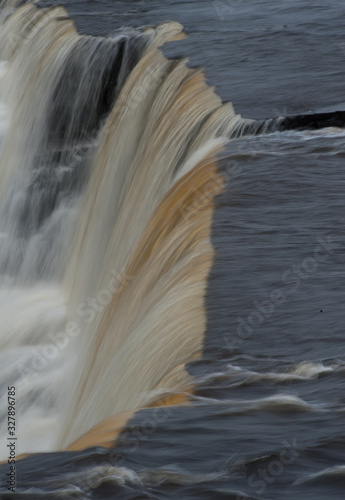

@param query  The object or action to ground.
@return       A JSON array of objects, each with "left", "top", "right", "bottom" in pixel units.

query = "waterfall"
[{"left": 0, "top": 1, "right": 246, "bottom": 456}]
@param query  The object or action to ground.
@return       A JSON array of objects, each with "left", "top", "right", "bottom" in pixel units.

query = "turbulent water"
[{"left": 0, "top": 1, "right": 344, "bottom": 499}]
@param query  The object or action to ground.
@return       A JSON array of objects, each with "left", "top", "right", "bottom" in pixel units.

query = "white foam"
[
  {"left": 197, "top": 360, "right": 338, "bottom": 389},
  {"left": 289, "top": 361, "right": 334, "bottom": 379},
  {"left": 293, "top": 465, "right": 345, "bottom": 486},
  {"left": 0, "top": 286, "right": 66, "bottom": 348},
  {"left": 302, "top": 126, "right": 345, "bottom": 138},
  {"left": 0, "top": 286, "right": 77, "bottom": 460},
  {"left": 190, "top": 393, "right": 323, "bottom": 413}
]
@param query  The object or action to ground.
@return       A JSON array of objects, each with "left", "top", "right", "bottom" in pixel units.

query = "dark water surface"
[{"left": 1, "top": 1, "right": 345, "bottom": 498}]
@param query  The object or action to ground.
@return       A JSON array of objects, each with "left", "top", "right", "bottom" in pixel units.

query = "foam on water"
[
  {"left": 190, "top": 393, "right": 323, "bottom": 413},
  {"left": 0, "top": 286, "right": 73, "bottom": 458},
  {"left": 289, "top": 361, "right": 335, "bottom": 378},
  {"left": 196, "top": 360, "right": 341, "bottom": 390}
]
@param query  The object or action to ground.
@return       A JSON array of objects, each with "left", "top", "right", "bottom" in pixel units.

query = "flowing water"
[{"left": 0, "top": 1, "right": 344, "bottom": 499}]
